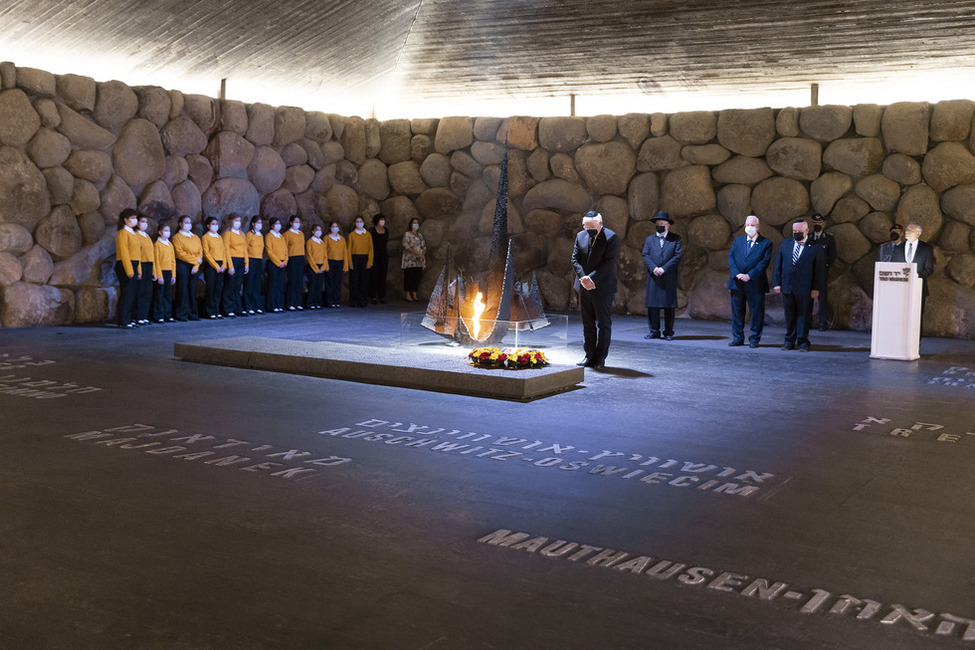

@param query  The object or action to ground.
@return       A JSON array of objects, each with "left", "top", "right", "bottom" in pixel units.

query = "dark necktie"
[{"left": 792, "top": 243, "right": 801, "bottom": 265}]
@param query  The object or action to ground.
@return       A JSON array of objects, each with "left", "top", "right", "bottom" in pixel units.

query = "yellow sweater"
[
  {"left": 222, "top": 230, "right": 249, "bottom": 270},
  {"left": 265, "top": 232, "right": 288, "bottom": 267},
  {"left": 347, "top": 230, "right": 374, "bottom": 266},
  {"left": 325, "top": 235, "right": 350, "bottom": 271},
  {"left": 153, "top": 239, "right": 176, "bottom": 277},
  {"left": 246, "top": 231, "right": 265, "bottom": 259},
  {"left": 306, "top": 238, "right": 328, "bottom": 273},
  {"left": 115, "top": 227, "right": 141, "bottom": 277},
  {"left": 202, "top": 232, "right": 227, "bottom": 270},
  {"left": 285, "top": 229, "right": 305, "bottom": 257},
  {"left": 173, "top": 231, "right": 203, "bottom": 271},
  {"left": 138, "top": 231, "right": 154, "bottom": 263}
]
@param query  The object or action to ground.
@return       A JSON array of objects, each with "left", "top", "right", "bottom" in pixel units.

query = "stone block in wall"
[
  {"left": 261, "top": 188, "right": 298, "bottom": 222},
  {"left": 16, "top": 67, "right": 56, "bottom": 97},
  {"left": 321, "top": 141, "right": 345, "bottom": 165},
  {"left": 550, "top": 152, "right": 578, "bottom": 182},
  {"left": 300, "top": 138, "right": 325, "bottom": 169},
  {"left": 939, "top": 220, "right": 971, "bottom": 252},
  {"left": 686, "top": 213, "right": 731, "bottom": 250},
  {"left": 340, "top": 116, "right": 366, "bottom": 165},
  {"left": 0, "top": 251, "right": 21, "bottom": 286},
  {"left": 419, "top": 154, "right": 450, "bottom": 188},
  {"left": 881, "top": 102, "right": 929, "bottom": 156},
  {"left": 449, "top": 150, "right": 481, "bottom": 178},
  {"left": 336, "top": 160, "right": 358, "bottom": 186},
  {"left": 596, "top": 195, "right": 629, "bottom": 237},
  {"left": 0, "top": 282, "right": 74, "bottom": 326},
  {"left": 164, "top": 156, "right": 189, "bottom": 187},
  {"left": 535, "top": 269, "right": 571, "bottom": 311},
  {"left": 853, "top": 104, "right": 883, "bottom": 137},
  {"left": 686, "top": 269, "right": 732, "bottom": 320},
  {"left": 576, "top": 142, "right": 636, "bottom": 195},
  {"left": 822, "top": 137, "right": 884, "bottom": 177},
  {"left": 183, "top": 94, "right": 217, "bottom": 133},
  {"left": 925, "top": 278, "right": 975, "bottom": 338},
  {"left": 947, "top": 253, "right": 975, "bottom": 287},
  {"left": 365, "top": 119, "right": 382, "bottom": 159},
  {"left": 388, "top": 161, "right": 426, "bottom": 195},
  {"left": 0, "top": 62, "right": 14, "bottom": 89},
  {"left": 882, "top": 153, "right": 921, "bottom": 185},
  {"left": 311, "top": 165, "right": 337, "bottom": 194},
  {"left": 775, "top": 107, "right": 799, "bottom": 137},
  {"left": 416, "top": 188, "right": 462, "bottom": 222},
  {"left": 858, "top": 211, "right": 895, "bottom": 243},
  {"left": 830, "top": 195, "right": 870, "bottom": 224},
  {"left": 93, "top": 81, "right": 138, "bottom": 131},
  {"left": 942, "top": 184, "right": 975, "bottom": 227},
  {"left": 750, "top": 177, "right": 808, "bottom": 226},
  {"left": 497, "top": 116, "right": 538, "bottom": 151},
  {"left": 138, "top": 181, "right": 176, "bottom": 220},
  {"left": 305, "top": 112, "right": 333, "bottom": 143},
  {"left": 182, "top": 154, "right": 212, "bottom": 195},
  {"left": 248, "top": 146, "right": 287, "bottom": 193},
  {"left": 922, "top": 142, "right": 975, "bottom": 192},
  {"left": 538, "top": 117, "right": 587, "bottom": 153},
  {"left": 0, "top": 89, "right": 41, "bottom": 147},
  {"left": 34, "top": 205, "right": 82, "bottom": 260},
  {"left": 525, "top": 209, "right": 561, "bottom": 237},
  {"left": 681, "top": 144, "right": 730, "bottom": 166},
  {"left": 172, "top": 180, "right": 202, "bottom": 220},
  {"left": 766, "top": 137, "right": 821, "bottom": 180},
  {"left": 660, "top": 166, "right": 714, "bottom": 218},
  {"left": 202, "top": 177, "right": 260, "bottom": 220},
  {"left": 895, "top": 183, "right": 943, "bottom": 239},
  {"left": 650, "top": 113, "right": 667, "bottom": 137},
  {"left": 410, "top": 118, "right": 438, "bottom": 137},
  {"left": 294, "top": 189, "right": 318, "bottom": 223},
  {"left": 930, "top": 100, "right": 975, "bottom": 141},
  {"left": 829, "top": 222, "right": 872, "bottom": 264},
  {"left": 410, "top": 135, "right": 433, "bottom": 162},
  {"left": 56, "top": 74, "right": 95, "bottom": 111},
  {"left": 43, "top": 167, "right": 73, "bottom": 205},
  {"left": 473, "top": 117, "right": 502, "bottom": 142},
  {"left": 168, "top": 90, "right": 183, "bottom": 119},
  {"left": 56, "top": 104, "right": 115, "bottom": 150},
  {"left": 161, "top": 116, "right": 208, "bottom": 156},
  {"left": 799, "top": 105, "right": 852, "bottom": 142},
  {"left": 206, "top": 131, "right": 255, "bottom": 180},
  {"left": 284, "top": 164, "right": 315, "bottom": 194},
  {"left": 98, "top": 174, "right": 136, "bottom": 224},
  {"left": 379, "top": 195, "right": 419, "bottom": 236},
  {"left": 33, "top": 99, "right": 59, "bottom": 128},
  {"left": 113, "top": 119, "right": 166, "bottom": 187},
  {"left": 378, "top": 119, "right": 411, "bottom": 164},
  {"left": 78, "top": 211, "right": 105, "bottom": 245},
  {"left": 855, "top": 174, "right": 900, "bottom": 212},
  {"left": 716, "top": 184, "right": 751, "bottom": 228},
  {"left": 74, "top": 286, "right": 115, "bottom": 322},
  {"left": 245, "top": 103, "right": 274, "bottom": 146},
  {"left": 470, "top": 141, "right": 504, "bottom": 166},
  {"left": 523, "top": 179, "right": 591, "bottom": 213},
  {"left": 628, "top": 220, "right": 657, "bottom": 250},
  {"left": 717, "top": 108, "right": 775, "bottom": 157},
  {"left": 27, "top": 128, "right": 71, "bottom": 168},
  {"left": 526, "top": 149, "right": 550, "bottom": 182},
  {"left": 617, "top": 114, "right": 649, "bottom": 151},
  {"left": 587, "top": 115, "right": 617, "bottom": 143},
  {"left": 829, "top": 275, "right": 873, "bottom": 331},
  {"left": 637, "top": 136, "right": 684, "bottom": 171},
  {"left": 711, "top": 156, "right": 773, "bottom": 185},
  {"left": 71, "top": 179, "right": 101, "bottom": 215},
  {"left": 546, "top": 237, "right": 575, "bottom": 276},
  {"left": 0, "top": 223, "right": 34, "bottom": 255},
  {"left": 435, "top": 116, "right": 474, "bottom": 154},
  {"left": 478, "top": 199, "right": 522, "bottom": 236},
  {"left": 20, "top": 245, "right": 54, "bottom": 284},
  {"left": 0, "top": 147, "right": 51, "bottom": 229},
  {"left": 669, "top": 111, "right": 716, "bottom": 144},
  {"left": 627, "top": 172, "right": 658, "bottom": 221},
  {"left": 321, "top": 183, "right": 358, "bottom": 224},
  {"left": 215, "top": 100, "right": 246, "bottom": 135},
  {"left": 65, "top": 149, "right": 113, "bottom": 185},
  {"left": 136, "top": 86, "right": 172, "bottom": 128},
  {"left": 356, "top": 159, "right": 390, "bottom": 199}
]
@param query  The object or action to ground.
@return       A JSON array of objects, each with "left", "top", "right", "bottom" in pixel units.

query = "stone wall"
[{"left": 2, "top": 61, "right": 975, "bottom": 336}]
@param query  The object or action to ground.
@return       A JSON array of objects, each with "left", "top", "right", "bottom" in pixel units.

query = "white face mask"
[
  {"left": 181, "top": 223, "right": 191, "bottom": 233},
  {"left": 331, "top": 227, "right": 339, "bottom": 234},
  {"left": 355, "top": 222, "right": 364, "bottom": 230},
  {"left": 209, "top": 224, "right": 219, "bottom": 232},
  {"left": 273, "top": 224, "right": 281, "bottom": 232},
  {"left": 313, "top": 231, "right": 322, "bottom": 239},
  {"left": 411, "top": 223, "right": 419, "bottom": 231},
  {"left": 232, "top": 221, "right": 241, "bottom": 231},
  {"left": 744, "top": 225, "right": 757, "bottom": 237}
]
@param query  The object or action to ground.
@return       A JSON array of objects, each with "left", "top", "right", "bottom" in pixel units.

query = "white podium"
[{"left": 870, "top": 261, "right": 922, "bottom": 360}]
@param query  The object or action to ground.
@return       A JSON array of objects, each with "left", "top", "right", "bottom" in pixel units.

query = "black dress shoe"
[
  {"left": 592, "top": 361, "right": 605, "bottom": 369},
  {"left": 644, "top": 332, "right": 660, "bottom": 339},
  {"left": 576, "top": 358, "right": 591, "bottom": 367},
  {"left": 799, "top": 345, "right": 810, "bottom": 352},
  {"left": 664, "top": 335, "right": 674, "bottom": 341},
  {"left": 749, "top": 341, "right": 760, "bottom": 348},
  {"left": 728, "top": 340, "right": 744, "bottom": 347},
  {"left": 818, "top": 324, "right": 828, "bottom": 331},
  {"left": 782, "top": 343, "right": 796, "bottom": 350}
]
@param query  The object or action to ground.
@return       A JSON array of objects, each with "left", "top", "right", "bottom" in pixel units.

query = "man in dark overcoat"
[{"left": 641, "top": 211, "right": 682, "bottom": 340}]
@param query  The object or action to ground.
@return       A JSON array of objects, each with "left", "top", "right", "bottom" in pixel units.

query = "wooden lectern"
[{"left": 870, "top": 261, "right": 923, "bottom": 360}]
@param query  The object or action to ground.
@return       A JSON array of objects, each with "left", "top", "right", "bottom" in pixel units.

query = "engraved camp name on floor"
[
  {"left": 853, "top": 416, "right": 975, "bottom": 447},
  {"left": 0, "top": 353, "right": 56, "bottom": 370},
  {"left": 0, "top": 374, "right": 101, "bottom": 399},
  {"left": 317, "top": 419, "right": 789, "bottom": 499},
  {"left": 64, "top": 423, "right": 351, "bottom": 481},
  {"left": 928, "top": 366, "right": 975, "bottom": 389},
  {"left": 478, "top": 528, "right": 975, "bottom": 644}
]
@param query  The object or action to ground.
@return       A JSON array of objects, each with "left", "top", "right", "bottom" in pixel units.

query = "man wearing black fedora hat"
[{"left": 642, "top": 211, "right": 682, "bottom": 341}]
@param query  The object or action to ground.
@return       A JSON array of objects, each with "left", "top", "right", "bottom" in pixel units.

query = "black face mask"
[
  {"left": 586, "top": 228, "right": 598, "bottom": 238},
  {"left": 793, "top": 232, "right": 804, "bottom": 242},
  {"left": 813, "top": 225, "right": 822, "bottom": 232},
  {"left": 655, "top": 225, "right": 666, "bottom": 234},
  {"left": 890, "top": 232, "right": 899, "bottom": 241}
]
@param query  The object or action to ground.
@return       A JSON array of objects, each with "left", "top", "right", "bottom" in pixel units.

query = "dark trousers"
[
  {"left": 730, "top": 290, "right": 766, "bottom": 344},
  {"left": 806, "top": 281, "right": 830, "bottom": 328},
  {"left": 647, "top": 307, "right": 675, "bottom": 337},
  {"left": 203, "top": 263, "right": 224, "bottom": 317},
  {"left": 286, "top": 255, "right": 305, "bottom": 308},
  {"left": 349, "top": 254, "right": 369, "bottom": 307},
  {"left": 325, "top": 265, "right": 344, "bottom": 306},
  {"left": 266, "top": 263, "right": 286, "bottom": 311},
  {"left": 136, "top": 262, "right": 153, "bottom": 321},
  {"left": 174, "top": 260, "right": 198, "bottom": 320},
  {"left": 403, "top": 266, "right": 423, "bottom": 293},
  {"left": 783, "top": 291, "right": 814, "bottom": 347},
  {"left": 153, "top": 271, "right": 173, "bottom": 321},
  {"left": 115, "top": 261, "right": 139, "bottom": 326},
  {"left": 306, "top": 268, "right": 324, "bottom": 307},
  {"left": 370, "top": 253, "right": 388, "bottom": 301},
  {"left": 580, "top": 289, "right": 613, "bottom": 363},
  {"left": 221, "top": 257, "right": 245, "bottom": 315},
  {"left": 242, "top": 258, "right": 263, "bottom": 312}
]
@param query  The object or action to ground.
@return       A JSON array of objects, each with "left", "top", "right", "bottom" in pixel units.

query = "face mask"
[
  {"left": 890, "top": 232, "right": 899, "bottom": 241},
  {"left": 139, "top": 221, "right": 148, "bottom": 231},
  {"left": 355, "top": 222, "right": 364, "bottom": 229},
  {"left": 233, "top": 221, "right": 241, "bottom": 230},
  {"left": 273, "top": 224, "right": 281, "bottom": 232},
  {"left": 412, "top": 223, "right": 419, "bottom": 231},
  {"left": 181, "top": 223, "right": 191, "bottom": 232},
  {"left": 378, "top": 220, "right": 385, "bottom": 228},
  {"left": 744, "top": 225, "right": 757, "bottom": 237},
  {"left": 793, "top": 232, "right": 804, "bottom": 242},
  {"left": 655, "top": 225, "right": 666, "bottom": 234},
  {"left": 210, "top": 224, "right": 219, "bottom": 232},
  {"left": 813, "top": 225, "right": 822, "bottom": 232},
  {"left": 313, "top": 231, "right": 322, "bottom": 239},
  {"left": 292, "top": 223, "right": 300, "bottom": 230},
  {"left": 586, "top": 228, "right": 597, "bottom": 238},
  {"left": 331, "top": 227, "right": 339, "bottom": 234}
]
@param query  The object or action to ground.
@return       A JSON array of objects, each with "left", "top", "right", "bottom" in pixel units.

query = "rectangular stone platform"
[{"left": 173, "top": 336, "right": 584, "bottom": 401}]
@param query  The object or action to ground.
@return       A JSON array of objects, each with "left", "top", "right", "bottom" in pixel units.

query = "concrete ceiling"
[{"left": 3, "top": 0, "right": 975, "bottom": 116}]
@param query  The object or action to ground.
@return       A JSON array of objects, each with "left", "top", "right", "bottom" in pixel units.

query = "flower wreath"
[{"left": 469, "top": 347, "right": 548, "bottom": 370}]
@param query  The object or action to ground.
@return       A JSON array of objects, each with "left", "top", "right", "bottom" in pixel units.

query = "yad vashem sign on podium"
[{"left": 870, "top": 262, "right": 923, "bottom": 361}]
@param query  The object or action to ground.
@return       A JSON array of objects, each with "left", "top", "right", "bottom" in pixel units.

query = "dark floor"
[{"left": 1, "top": 306, "right": 974, "bottom": 649}]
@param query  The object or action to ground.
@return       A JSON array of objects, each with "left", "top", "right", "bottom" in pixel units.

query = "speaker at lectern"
[{"left": 870, "top": 261, "right": 922, "bottom": 360}]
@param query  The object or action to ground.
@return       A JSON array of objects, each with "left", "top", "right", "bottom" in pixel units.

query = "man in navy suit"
[
  {"left": 642, "top": 211, "right": 682, "bottom": 340},
  {"left": 772, "top": 220, "right": 826, "bottom": 352},
  {"left": 572, "top": 211, "right": 619, "bottom": 369},
  {"left": 727, "top": 215, "right": 772, "bottom": 348},
  {"left": 891, "top": 221, "right": 934, "bottom": 324}
]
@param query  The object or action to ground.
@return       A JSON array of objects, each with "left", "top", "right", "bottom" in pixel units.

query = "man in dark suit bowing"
[
  {"left": 642, "top": 211, "right": 682, "bottom": 341},
  {"left": 772, "top": 219, "right": 826, "bottom": 352},
  {"left": 891, "top": 221, "right": 934, "bottom": 323},
  {"left": 727, "top": 215, "right": 772, "bottom": 348},
  {"left": 572, "top": 210, "right": 619, "bottom": 369}
]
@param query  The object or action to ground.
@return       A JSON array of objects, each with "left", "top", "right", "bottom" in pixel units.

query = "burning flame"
[{"left": 471, "top": 291, "right": 487, "bottom": 339}]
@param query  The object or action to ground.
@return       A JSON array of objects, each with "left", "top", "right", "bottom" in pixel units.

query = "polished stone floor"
[{"left": 1, "top": 306, "right": 974, "bottom": 649}]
